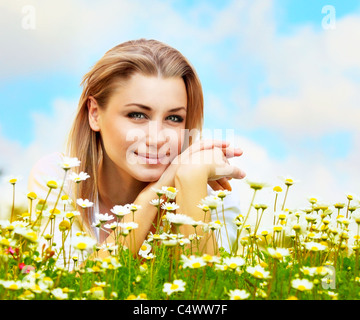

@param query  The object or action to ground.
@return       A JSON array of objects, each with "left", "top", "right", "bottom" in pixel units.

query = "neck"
[{"left": 97, "top": 155, "right": 148, "bottom": 211}]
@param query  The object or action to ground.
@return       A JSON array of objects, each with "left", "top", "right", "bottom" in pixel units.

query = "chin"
[{"left": 132, "top": 167, "right": 166, "bottom": 183}]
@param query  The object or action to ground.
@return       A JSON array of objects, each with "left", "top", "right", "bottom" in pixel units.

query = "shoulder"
[
  {"left": 29, "top": 152, "right": 65, "bottom": 180},
  {"left": 28, "top": 152, "right": 66, "bottom": 194}
]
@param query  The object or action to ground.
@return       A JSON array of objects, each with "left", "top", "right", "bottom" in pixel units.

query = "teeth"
[{"left": 134, "top": 152, "right": 164, "bottom": 159}]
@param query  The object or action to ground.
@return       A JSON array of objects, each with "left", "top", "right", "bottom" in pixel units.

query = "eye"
[
  {"left": 127, "top": 112, "right": 147, "bottom": 120},
  {"left": 166, "top": 115, "right": 184, "bottom": 123}
]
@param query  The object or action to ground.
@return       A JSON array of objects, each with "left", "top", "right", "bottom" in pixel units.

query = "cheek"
[
  {"left": 164, "top": 128, "right": 185, "bottom": 160},
  {"left": 101, "top": 123, "right": 132, "bottom": 155}
]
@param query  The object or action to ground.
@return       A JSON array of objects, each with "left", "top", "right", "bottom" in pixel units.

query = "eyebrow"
[{"left": 124, "top": 103, "right": 186, "bottom": 113}]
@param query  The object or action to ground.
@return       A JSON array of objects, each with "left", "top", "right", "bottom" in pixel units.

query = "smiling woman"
[{"left": 28, "top": 39, "right": 245, "bottom": 263}]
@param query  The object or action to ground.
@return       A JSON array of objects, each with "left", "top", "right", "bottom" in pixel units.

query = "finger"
[
  {"left": 213, "top": 165, "right": 246, "bottom": 180},
  {"left": 228, "top": 166, "right": 246, "bottom": 179},
  {"left": 188, "top": 140, "right": 230, "bottom": 155},
  {"left": 221, "top": 147, "right": 243, "bottom": 158},
  {"left": 217, "top": 177, "right": 232, "bottom": 191},
  {"left": 208, "top": 180, "right": 224, "bottom": 191}
]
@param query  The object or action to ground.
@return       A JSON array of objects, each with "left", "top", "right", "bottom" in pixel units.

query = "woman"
[{"left": 28, "top": 39, "right": 246, "bottom": 262}]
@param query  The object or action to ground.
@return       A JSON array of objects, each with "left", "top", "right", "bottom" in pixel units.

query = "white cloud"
[
  {"left": 234, "top": 10, "right": 360, "bottom": 139},
  {"left": 0, "top": 99, "right": 77, "bottom": 219}
]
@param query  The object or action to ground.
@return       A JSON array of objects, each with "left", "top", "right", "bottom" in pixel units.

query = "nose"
[{"left": 146, "top": 120, "right": 167, "bottom": 149}]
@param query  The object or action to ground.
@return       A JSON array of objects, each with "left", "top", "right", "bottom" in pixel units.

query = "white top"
[{"left": 28, "top": 152, "right": 242, "bottom": 258}]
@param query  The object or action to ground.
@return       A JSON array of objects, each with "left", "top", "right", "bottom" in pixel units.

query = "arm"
[
  {"left": 174, "top": 147, "right": 246, "bottom": 255},
  {"left": 175, "top": 165, "right": 217, "bottom": 255},
  {"left": 100, "top": 142, "right": 244, "bottom": 258},
  {"left": 99, "top": 163, "right": 177, "bottom": 258}
]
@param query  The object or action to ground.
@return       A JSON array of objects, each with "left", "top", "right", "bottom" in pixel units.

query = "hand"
[
  {"left": 173, "top": 143, "right": 246, "bottom": 190},
  {"left": 184, "top": 147, "right": 245, "bottom": 180},
  {"left": 159, "top": 139, "right": 244, "bottom": 188}
]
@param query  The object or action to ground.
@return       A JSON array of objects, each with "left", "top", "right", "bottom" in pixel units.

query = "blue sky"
[
  {"left": 1, "top": 0, "right": 358, "bottom": 146},
  {"left": 1, "top": 0, "right": 360, "bottom": 209}
]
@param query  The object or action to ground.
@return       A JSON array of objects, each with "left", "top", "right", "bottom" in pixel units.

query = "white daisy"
[
  {"left": 291, "top": 278, "right": 314, "bottom": 291},
  {"left": 110, "top": 205, "right": 131, "bottom": 218},
  {"left": 166, "top": 213, "right": 195, "bottom": 226},
  {"left": 59, "top": 156, "right": 81, "bottom": 170},
  {"left": 76, "top": 198, "right": 94, "bottom": 209},
  {"left": 161, "top": 202, "right": 180, "bottom": 212},
  {"left": 68, "top": 171, "right": 90, "bottom": 183},
  {"left": 228, "top": 289, "right": 250, "bottom": 300},
  {"left": 163, "top": 279, "right": 186, "bottom": 296},
  {"left": 161, "top": 186, "right": 178, "bottom": 200}
]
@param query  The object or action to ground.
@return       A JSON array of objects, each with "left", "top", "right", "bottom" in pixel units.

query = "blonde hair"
[{"left": 67, "top": 39, "right": 204, "bottom": 234}]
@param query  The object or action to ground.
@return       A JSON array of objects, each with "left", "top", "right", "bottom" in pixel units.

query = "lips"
[
  {"left": 133, "top": 152, "right": 168, "bottom": 164},
  {"left": 135, "top": 152, "right": 166, "bottom": 159}
]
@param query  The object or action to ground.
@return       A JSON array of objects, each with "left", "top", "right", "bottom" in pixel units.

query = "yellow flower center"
[
  {"left": 49, "top": 208, "right": 61, "bottom": 215},
  {"left": 46, "top": 180, "right": 58, "bottom": 189},
  {"left": 9, "top": 284, "right": 19, "bottom": 290},
  {"left": 66, "top": 212, "right": 75, "bottom": 219},
  {"left": 27, "top": 192, "right": 37, "bottom": 200},
  {"left": 275, "top": 253, "right": 282, "bottom": 259},
  {"left": 170, "top": 284, "right": 179, "bottom": 290},
  {"left": 167, "top": 187, "right": 176, "bottom": 193},
  {"left": 298, "top": 285, "right": 306, "bottom": 291},
  {"left": 59, "top": 220, "right": 71, "bottom": 231},
  {"left": 253, "top": 270, "right": 264, "bottom": 278},
  {"left": 25, "top": 232, "right": 38, "bottom": 242},
  {"left": 192, "top": 262, "right": 201, "bottom": 268},
  {"left": 202, "top": 254, "right": 212, "bottom": 262},
  {"left": 273, "top": 186, "right": 282, "bottom": 192},
  {"left": 141, "top": 245, "right": 148, "bottom": 251},
  {"left": 229, "top": 263, "right": 237, "bottom": 269},
  {"left": 77, "top": 242, "right": 87, "bottom": 250},
  {"left": 0, "top": 238, "right": 10, "bottom": 246},
  {"left": 316, "top": 267, "right": 325, "bottom": 274}
]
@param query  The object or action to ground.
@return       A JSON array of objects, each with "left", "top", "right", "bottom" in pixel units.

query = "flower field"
[{"left": 1, "top": 157, "right": 360, "bottom": 301}]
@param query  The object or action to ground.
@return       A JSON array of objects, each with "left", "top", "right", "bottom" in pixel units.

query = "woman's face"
[{"left": 89, "top": 73, "right": 188, "bottom": 182}]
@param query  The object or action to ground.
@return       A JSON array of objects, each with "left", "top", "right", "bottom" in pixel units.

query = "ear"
[{"left": 88, "top": 96, "right": 101, "bottom": 132}]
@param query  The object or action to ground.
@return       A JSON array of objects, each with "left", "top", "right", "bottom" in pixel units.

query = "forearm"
[
  {"left": 101, "top": 169, "right": 176, "bottom": 257},
  {"left": 174, "top": 166, "right": 216, "bottom": 255}
]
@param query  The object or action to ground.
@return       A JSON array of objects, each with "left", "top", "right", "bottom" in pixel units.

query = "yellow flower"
[
  {"left": 163, "top": 279, "right": 186, "bottom": 296},
  {"left": 59, "top": 220, "right": 71, "bottom": 232},
  {"left": 228, "top": 289, "right": 250, "bottom": 300},
  {"left": 246, "top": 180, "right": 269, "bottom": 190},
  {"left": 292, "top": 279, "right": 313, "bottom": 291},
  {"left": 46, "top": 180, "right": 58, "bottom": 189},
  {"left": 246, "top": 265, "right": 271, "bottom": 279},
  {"left": 27, "top": 192, "right": 37, "bottom": 200},
  {"left": 85, "top": 286, "right": 105, "bottom": 300}
]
